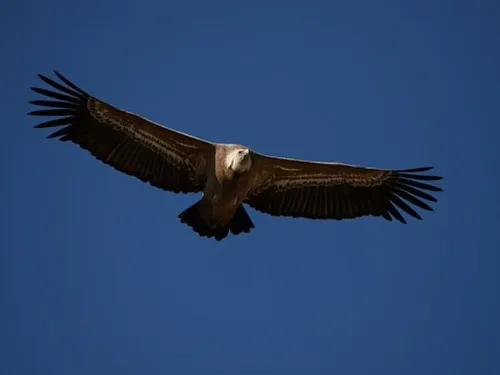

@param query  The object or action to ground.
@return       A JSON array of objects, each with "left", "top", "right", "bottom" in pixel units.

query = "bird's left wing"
[
  {"left": 29, "top": 71, "right": 214, "bottom": 194},
  {"left": 245, "top": 153, "right": 443, "bottom": 223}
]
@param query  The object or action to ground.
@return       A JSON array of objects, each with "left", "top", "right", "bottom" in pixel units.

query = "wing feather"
[
  {"left": 29, "top": 71, "right": 213, "bottom": 194},
  {"left": 246, "top": 153, "right": 443, "bottom": 223}
]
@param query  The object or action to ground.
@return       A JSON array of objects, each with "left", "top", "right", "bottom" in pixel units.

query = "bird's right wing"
[
  {"left": 246, "top": 153, "right": 443, "bottom": 223},
  {"left": 29, "top": 71, "right": 214, "bottom": 194}
]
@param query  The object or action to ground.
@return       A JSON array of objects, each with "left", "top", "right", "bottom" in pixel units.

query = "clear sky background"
[{"left": 1, "top": 0, "right": 499, "bottom": 374}]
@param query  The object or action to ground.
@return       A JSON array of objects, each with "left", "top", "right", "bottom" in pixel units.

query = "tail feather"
[
  {"left": 229, "top": 204, "right": 255, "bottom": 235},
  {"left": 178, "top": 201, "right": 254, "bottom": 241}
]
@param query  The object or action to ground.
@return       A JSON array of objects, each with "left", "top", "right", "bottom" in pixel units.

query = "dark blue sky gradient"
[{"left": 1, "top": 1, "right": 499, "bottom": 374}]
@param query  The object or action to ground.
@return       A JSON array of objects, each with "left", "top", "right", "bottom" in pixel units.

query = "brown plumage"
[{"left": 28, "top": 71, "right": 443, "bottom": 241}]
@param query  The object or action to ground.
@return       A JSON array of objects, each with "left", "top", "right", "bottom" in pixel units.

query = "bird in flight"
[{"left": 28, "top": 71, "right": 443, "bottom": 241}]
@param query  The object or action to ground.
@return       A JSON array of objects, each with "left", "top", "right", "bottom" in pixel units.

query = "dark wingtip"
[
  {"left": 37, "top": 73, "right": 48, "bottom": 81},
  {"left": 395, "top": 166, "right": 443, "bottom": 182},
  {"left": 399, "top": 166, "right": 434, "bottom": 173},
  {"left": 422, "top": 173, "right": 443, "bottom": 181},
  {"left": 53, "top": 70, "right": 64, "bottom": 80}
]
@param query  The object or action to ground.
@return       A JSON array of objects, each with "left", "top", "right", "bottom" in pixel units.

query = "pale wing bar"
[
  {"left": 246, "top": 166, "right": 443, "bottom": 223},
  {"left": 28, "top": 71, "right": 203, "bottom": 194}
]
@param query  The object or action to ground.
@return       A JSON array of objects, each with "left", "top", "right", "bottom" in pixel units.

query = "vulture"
[{"left": 28, "top": 71, "right": 443, "bottom": 241}]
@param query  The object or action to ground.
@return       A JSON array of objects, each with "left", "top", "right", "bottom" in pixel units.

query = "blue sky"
[{"left": 1, "top": 0, "right": 499, "bottom": 374}]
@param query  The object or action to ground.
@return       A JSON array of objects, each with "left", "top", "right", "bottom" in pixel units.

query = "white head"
[{"left": 225, "top": 147, "right": 252, "bottom": 174}]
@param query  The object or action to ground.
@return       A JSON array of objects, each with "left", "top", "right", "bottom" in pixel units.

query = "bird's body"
[
  {"left": 28, "top": 72, "right": 443, "bottom": 241},
  {"left": 194, "top": 144, "right": 258, "bottom": 232}
]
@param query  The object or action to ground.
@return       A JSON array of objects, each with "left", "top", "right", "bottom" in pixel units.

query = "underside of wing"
[
  {"left": 246, "top": 154, "right": 443, "bottom": 224},
  {"left": 29, "top": 71, "right": 214, "bottom": 194}
]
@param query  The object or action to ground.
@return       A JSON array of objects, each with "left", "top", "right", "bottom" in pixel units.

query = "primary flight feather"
[{"left": 29, "top": 71, "right": 443, "bottom": 241}]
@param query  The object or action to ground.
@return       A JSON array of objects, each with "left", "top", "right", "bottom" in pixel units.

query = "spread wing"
[
  {"left": 245, "top": 154, "right": 443, "bottom": 223},
  {"left": 29, "top": 71, "right": 214, "bottom": 194}
]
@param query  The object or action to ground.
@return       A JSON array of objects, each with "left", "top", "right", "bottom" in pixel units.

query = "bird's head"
[{"left": 225, "top": 147, "right": 252, "bottom": 175}]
